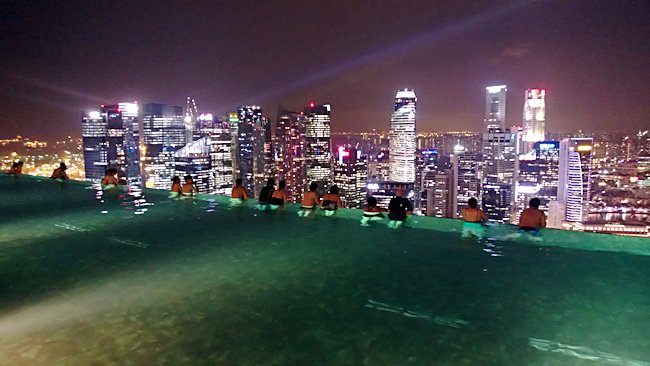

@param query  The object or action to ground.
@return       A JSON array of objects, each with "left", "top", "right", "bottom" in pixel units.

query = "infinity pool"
[{"left": 1, "top": 174, "right": 649, "bottom": 365}]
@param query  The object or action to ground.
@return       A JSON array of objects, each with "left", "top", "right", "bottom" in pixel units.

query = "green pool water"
[{"left": 1, "top": 174, "right": 649, "bottom": 365}]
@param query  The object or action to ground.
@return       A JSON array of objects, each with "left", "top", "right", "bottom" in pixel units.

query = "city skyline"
[{"left": 2, "top": 1, "right": 650, "bottom": 139}]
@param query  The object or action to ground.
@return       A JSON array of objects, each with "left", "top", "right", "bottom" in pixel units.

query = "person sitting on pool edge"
[
  {"left": 298, "top": 182, "right": 320, "bottom": 217},
  {"left": 50, "top": 162, "right": 69, "bottom": 181},
  {"left": 321, "top": 185, "right": 342, "bottom": 216},
  {"left": 269, "top": 180, "right": 287, "bottom": 210},
  {"left": 101, "top": 168, "right": 119, "bottom": 187},
  {"left": 230, "top": 178, "right": 248, "bottom": 206},
  {"left": 361, "top": 196, "right": 387, "bottom": 227},
  {"left": 258, "top": 178, "right": 275, "bottom": 210},
  {"left": 7, "top": 161, "right": 24, "bottom": 175},
  {"left": 460, "top": 197, "right": 488, "bottom": 238},
  {"left": 519, "top": 197, "right": 546, "bottom": 235},
  {"left": 387, "top": 188, "right": 413, "bottom": 229},
  {"left": 181, "top": 175, "right": 197, "bottom": 197},
  {"left": 169, "top": 176, "right": 182, "bottom": 199}
]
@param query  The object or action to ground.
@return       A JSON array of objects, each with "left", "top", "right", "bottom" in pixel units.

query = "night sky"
[{"left": 1, "top": 0, "right": 649, "bottom": 140}]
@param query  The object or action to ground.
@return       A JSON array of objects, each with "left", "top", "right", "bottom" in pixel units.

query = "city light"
[{"left": 89, "top": 111, "right": 100, "bottom": 119}]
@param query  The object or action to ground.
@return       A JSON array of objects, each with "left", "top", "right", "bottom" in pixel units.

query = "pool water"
[{"left": 1, "top": 174, "right": 649, "bottom": 365}]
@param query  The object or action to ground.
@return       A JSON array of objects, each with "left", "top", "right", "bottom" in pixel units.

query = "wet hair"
[
  {"left": 235, "top": 178, "right": 243, "bottom": 186},
  {"left": 529, "top": 197, "right": 541, "bottom": 209},
  {"left": 184, "top": 175, "right": 193, "bottom": 183},
  {"left": 329, "top": 185, "right": 339, "bottom": 195},
  {"left": 278, "top": 180, "right": 286, "bottom": 190},
  {"left": 106, "top": 168, "right": 117, "bottom": 175},
  {"left": 59, "top": 162, "right": 67, "bottom": 170},
  {"left": 17, "top": 161, "right": 24, "bottom": 166},
  {"left": 171, "top": 176, "right": 181, "bottom": 184},
  {"left": 309, "top": 182, "right": 318, "bottom": 191},
  {"left": 266, "top": 178, "right": 275, "bottom": 187},
  {"left": 468, "top": 197, "right": 478, "bottom": 209},
  {"left": 367, "top": 196, "right": 377, "bottom": 207}
]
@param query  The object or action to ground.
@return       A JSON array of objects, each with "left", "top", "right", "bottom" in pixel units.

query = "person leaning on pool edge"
[
  {"left": 519, "top": 197, "right": 546, "bottom": 234},
  {"left": 460, "top": 197, "right": 487, "bottom": 238}
]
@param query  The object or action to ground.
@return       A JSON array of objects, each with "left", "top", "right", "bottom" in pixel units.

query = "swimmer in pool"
[
  {"left": 360, "top": 196, "right": 387, "bottom": 226},
  {"left": 321, "top": 185, "right": 342, "bottom": 216},
  {"left": 460, "top": 197, "right": 488, "bottom": 238},
  {"left": 230, "top": 178, "right": 248, "bottom": 206},
  {"left": 298, "top": 182, "right": 320, "bottom": 217},
  {"left": 258, "top": 178, "right": 275, "bottom": 210},
  {"left": 181, "top": 175, "right": 197, "bottom": 197},
  {"left": 101, "top": 168, "right": 119, "bottom": 187},
  {"left": 50, "top": 162, "right": 69, "bottom": 181},
  {"left": 518, "top": 197, "right": 546, "bottom": 235},
  {"left": 7, "top": 161, "right": 24, "bottom": 175},
  {"left": 169, "top": 176, "right": 182, "bottom": 198},
  {"left": 269, "top": 180, "right": 287, "bottom": 210},
  {"left": 387, "top": 189, "right": 413, "bottom": 228}
]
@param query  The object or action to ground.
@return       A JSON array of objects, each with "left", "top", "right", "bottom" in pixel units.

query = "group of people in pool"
[
  {"left": 7, "top": 160, "right": 70, "bottom": 181},
  {"left": 460, "top": 196, "right": 547, "bottom": 237}
]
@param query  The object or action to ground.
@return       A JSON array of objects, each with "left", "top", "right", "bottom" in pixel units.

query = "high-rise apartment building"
[
  {"left": 333, "top": 146, "right": 368, "bottom": 208},
  {"left": 559, "top": 138, "right": 593, "bottom": 222},
  {"left": 141, "top": 103, "right": 185, "bottom": 189},
  {"left": 254, "top": 116, "right": 274, "bottom": 196},
  {"left": 389, "top": 89, "right": 417, "bottom": 183},
  {"left": 304, "top": 103, "right": 332, "bottom": 193},
  {"left": 522, "top": 88, "right": 546, "bottom": 147},
  {"left": 174, "top": 137, "right": 214, "bottom": 193},
  {"left": 276, "top": 106, "right": 306, "bottom": 202},
  {"left": 82, "top": 102, "right": 141, "bottom": 184},
  {"left": 429, "top": 169, "right": 455, "bottom": 218}
]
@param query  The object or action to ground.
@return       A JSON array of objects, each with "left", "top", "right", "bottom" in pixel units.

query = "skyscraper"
[
  {"left": 512, "top": 141, "right": 560, "bottom": 224},
  {"left": 82, "top": 102, "right": 141, "bottom": 184},
  {"left": 452, "top": 151, "right": 480, "bottom": 217},
  {"left": 173, "top": 137, "right": 214, "bottom": 193},
  {"left": 141, "top": 103, "right": 185, "bottom": 189},
  {"left": 389, "top": 89, "right": 416, "bottom": 183},
  {"left": 254, "top": 116, "right": 274, "bottom": 195},
  {"left": 522, "top": 88, "right": 546, "bottom": 146},
  {"left": 484, "top": 85, "right": 507, "bottom": 130},
  {"left": 81, "top": 110, "right": 108, "bottom": 182},
  {"left": 333, "top": 145, "right": 368, "bottom": 208},
  {"left": 481, "top": 85, "right": 515, "bottom": 222},
  {"left": 235, "top": 106, "right": 262, "bottom": 196},
  {"left": 276, "top": 106, "right": 306, "bottom": 202},
  {"left": 559, "top": 138, "right": 593, "bottom": 222},
  {"left": 304, "top": 102, "right": 332, "bottom": 192}
]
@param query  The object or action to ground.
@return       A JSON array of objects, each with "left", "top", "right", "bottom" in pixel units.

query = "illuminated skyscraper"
[
  {"left": 484, "top": 85, "right": 507, "bottom": 130},
  {"left": 512, "top": 141, "right": 559, "bottom": 224},
  {"left": 141, "top": 103, "right": 185, "bottom": 189},
  {"left": 235, "top": 106, "right": 262, "bottom": 196},
  {"left": 481, "top": 85, "right": 515, "bottom": 222},
  {"left": 276, "top": 106, "right": 306, "bottom": 202},
  {"left": 559, "top": 138, "right": 593, "bottom": 222},
  {"left": 333, "top": 145, "right": 367, "bottom": 208},
  {"left": 81, "top": 110, "right": 108, "bottom": 182},
  {"left": 82, "top": 102, "right": 141, "bottom": 184},
  {"left": 173, "top": 137, "right": 215, "bottom": 193},
  {"left": 389, "top": 89, "right": 416, "bottom": 183},
  {"left": 452, "top": 151, "right": 480, "bottom": 217},
  {"left": 304, "top": 103, "right": 332, "bottom": 192},
  {"left": 522, "top": 88, "right": 546, "bottom": 145},
  {"left": 254, "top": 116, "right": 274, "bottom": 195}
]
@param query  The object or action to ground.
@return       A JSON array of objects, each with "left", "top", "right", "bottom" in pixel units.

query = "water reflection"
[{"left": 92, "top": 184, "right": 152, "bottom": 216}]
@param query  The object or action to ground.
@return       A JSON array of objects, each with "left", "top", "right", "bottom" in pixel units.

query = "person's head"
[
  {"left": 17, "top": 161, "right": 24, "bottom": 166},
  {"left": 529, "top": 197, "right": 541, "bottom": 209},
  {"left": 59, "top": 162, "right": 67, "bottom": 171},
  {"left": 171, "top": 176, "right": 181, "bottom": 184},
  {"left": 309, "top": 182, "right": 318, "bottom": 192},
  {"left": 329, "top": 185, "right": 339, "bottom": 195},
  {"left": 266, "top": 178, "right": 275, "bottom": 187},
  {"left": 394, "top": 188, "right": 404, "bottom": 197},
  {"left": 367, "top": 196, "right": 377, "bottom": 207},
  {"left": 468, "top": 197, "right": 478, "bottom": 209},
  {"left": 278, "top": 180, "right": 286, "bottom": 190},
  {"left": 106, "top": 168, "right": 117, "bottom": 176},
  {"left": 235, "top": 178, "right": 243, "bottom": 187},
  {"left": 184, "top": 175, "right": 193, "bottom": 183}
]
